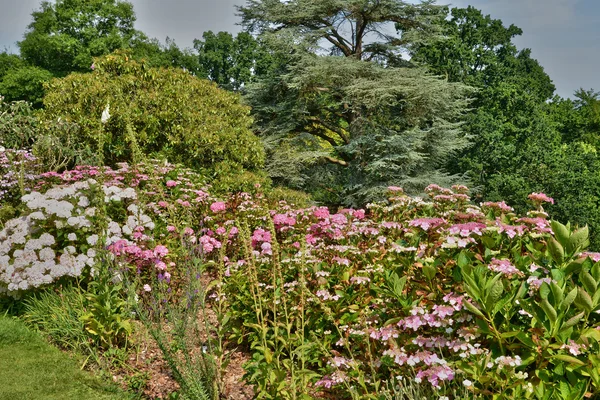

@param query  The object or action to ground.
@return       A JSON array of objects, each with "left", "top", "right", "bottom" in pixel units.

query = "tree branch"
[{"left": 323, "top": 155, "right": 348, "bottom": 166}]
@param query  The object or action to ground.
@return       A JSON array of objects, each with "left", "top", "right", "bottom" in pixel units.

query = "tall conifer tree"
[{"left": 239, "top": 0, "right": 472, "bottom": 205}]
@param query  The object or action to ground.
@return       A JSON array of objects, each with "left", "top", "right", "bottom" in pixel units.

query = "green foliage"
[
  {"left": 23, "top": 284, "right": 92, "bottom": 354},
  {"left": 41, "top": 50, "right": 265, "bottom": 172},
  {"left": 240, "top": 0, "right": 472, "bottom": 206},
  {"left": 412, "top": 6, "right": 555, "bottom": 102},
  {"left": 0, "top": 52, "right": 26, "bottom": 80},
  {"left": 193, "top": 31, "right": 272, "bottom": 91},
  {"left": 80, "top": 267, "right": 132, "bottom": 349},
  {"left": 18, "top": 0, "right": 140, "bottom": 76},
  {"left": 0, "top": 66, "right": 54, "bottom": 108},
  {"left": 127, "top": 257, "right": 220, "bottom": 400},
  {"left": 130, "top": 36, "right": 202, "bottom": 74},
  {"left": 0, "top": 98, "right": 39, "bottom": 149},
  {"left": 412, "top": 6, "right": 600, "bottom": 250}
]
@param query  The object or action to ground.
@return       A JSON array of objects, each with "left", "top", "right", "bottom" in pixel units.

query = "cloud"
[
  {"left": 0, "top": 0, "right": 40, "bottom": 52},
  {"left": 129, "top": 0, "right": 246, "bottom": 49}
]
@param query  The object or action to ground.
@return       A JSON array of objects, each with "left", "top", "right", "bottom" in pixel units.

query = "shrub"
[
  {"left": 0, "top": 66, "right": 53, "bottom": 108},
  {"left": 0, "top": 98, "right": 39, "bottom": 149},
  {"left": 0, "top": 172, "right": 156, "bottom": 296},
  {"left": 41, "top": 50, "right": 265, "bottom": 173}
]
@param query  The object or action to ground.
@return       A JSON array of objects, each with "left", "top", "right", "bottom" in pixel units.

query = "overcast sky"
[{"left": 1, "top": 0, "right": 598, "bottom": 98}]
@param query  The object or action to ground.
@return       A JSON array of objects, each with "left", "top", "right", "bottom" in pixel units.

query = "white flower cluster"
[{"left": 0, "top": 179, "right": 155, "bottom": 296}]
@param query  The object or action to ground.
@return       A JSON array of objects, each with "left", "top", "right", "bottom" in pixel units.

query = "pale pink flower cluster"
[
  {"left": 528, "top": 192, "right": 554, "bottom": 204},
  {"left": 481, "top": 201, "right": 514, "bottom": 213},
  {"left": 448, "top": 222, "right": 487, "bottom": 237},
  {"left": 209, "top": 201, "right": 227, "bottom": 213},
  {"left": 488, "top": 258, "right": 523, "bottom": 277},
  {"left": 580, "top": 252, "right": 600, "bottom": 262},
  {"left": 409, "top": 218, "right": 446, "bottom": 231},
  {"left": 561, "top": 340, "right": 586, "bottom": 356}
]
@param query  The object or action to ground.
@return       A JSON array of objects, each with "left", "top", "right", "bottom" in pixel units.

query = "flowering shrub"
[
  {"left": 3, "top": 157, "right": 600, "bottom": 399},
  {"left": 175, "top": 183, "right": 600, "bottom": 399},
  {"left": 0, "top": 173, "right": 160, "bottom": 295}
]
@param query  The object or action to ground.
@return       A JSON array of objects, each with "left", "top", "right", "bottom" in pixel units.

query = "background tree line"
[{"left": 1, "top": 0, "right": 599, "bottom": 248}]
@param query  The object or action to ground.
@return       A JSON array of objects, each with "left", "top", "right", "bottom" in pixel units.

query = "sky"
[{"left": 0, "top": 0, "right": 598, "bottom": 98}]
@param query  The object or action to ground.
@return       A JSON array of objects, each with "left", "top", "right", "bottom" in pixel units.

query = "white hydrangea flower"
[
  {"left": 87, "top": 234, "right": 99, "bottom": 246},
  {"left": 39, "top": 248, "right": 55, "bottom": 262}
]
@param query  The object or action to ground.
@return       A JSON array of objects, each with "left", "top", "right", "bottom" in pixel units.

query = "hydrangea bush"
[
  {"left": 2, "top": 158, "right": 600, "bottom": 399},
  {"left": 176, "top": 184, "right": 600, "bottom": 399}
]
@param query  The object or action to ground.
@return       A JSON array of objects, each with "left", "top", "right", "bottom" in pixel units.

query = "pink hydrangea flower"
[
  {"left": 528, "top": 192, "right": 554, "bottom": 204},
  {"left": 409, "top": 218, "right": 446, "bottom": 231},
  {"left": 488, "top": 258, "right": 523, "bottom": 277},
  {"left": 153, "top": 245, "right": 169, "bottom": 257},
  {"left": 210, "top": 201, "right": 227, "bottom": 213}
]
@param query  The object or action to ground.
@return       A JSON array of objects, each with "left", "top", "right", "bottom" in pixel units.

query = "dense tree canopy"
[
  {"left": 18, "top": 0, "right": 139, "bottom": 76},
  {"left": 239, "top": 0, "right": 472, "bottom": 205},
  {"left": 193, "top": 31, "right": 272, "bottom": 91}
]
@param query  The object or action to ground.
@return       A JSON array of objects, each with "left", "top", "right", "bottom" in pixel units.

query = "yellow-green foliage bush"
[{"left": 41, "top": 50, "right": 265, "bottom": 172}]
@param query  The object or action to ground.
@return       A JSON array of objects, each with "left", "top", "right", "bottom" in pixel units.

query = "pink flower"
[
  {"left": 488, "top": 258, "right": 523, "bottom": 277},
  {"left": 183, "top": 227, "right": 194, "bottom": 236},
  {"left": 528, "top": 192, "right": 554, "bottom": 204},
  {"left": 580, "top": 252, "right": 600, "bottom": 262},
  {"left": 387, "top": 186, "right": 403, "bottom": 193},
  {"left": 353, "top": 209, "right": 365, "bottom": 219},
  {"left": 167, "top": 225, "right": 176, "bottom": 232},
  {"left": 481, "top": 201, "right": 513, "bottom": 213},
  {"left": 158, "top": 201, "right": 168, "bottom": 208},
  {"left": 166, "top": 180, "right": 178, "bottom": 187},
  {"left": 155, "top": 261, "right": 167, "bottom": 271},
  {"left": 330, "top": 213, "right": 348, "bottom": 225},
  {"left": 153, "top": 245, "right": 169, "bottom": 257},
  {"left": 210, "top": 201, "right": 227, "bottom": 213},
  {"left": 409, "top": 218, "right": 446, "bottom": 231},
  {"left": 313, "top": 207, "right": 330, "bottom": 219},
  {"left": 561, "top": 340, "right": 586, "bottom": 356},
  {"left": 448, "top": 222, "right": 486, "bottom": 237},
  {"left": 143, "top": 284, "right": 151, "bottom": 292}
]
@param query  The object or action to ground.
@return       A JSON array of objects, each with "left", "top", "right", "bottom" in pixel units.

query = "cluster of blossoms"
[
  {"left": 0, "top": 176, "right": 159, "bottom": 295},
  {"left": 194, "top": 183, "right": 593, "bottom": 397},
  {"left": 4, "top": 154, "right": 599, "bottom": 398}
]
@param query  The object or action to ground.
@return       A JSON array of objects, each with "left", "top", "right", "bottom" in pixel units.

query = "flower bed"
[{"left": 2, "top": 160, "right": 600, "bottom": 399}]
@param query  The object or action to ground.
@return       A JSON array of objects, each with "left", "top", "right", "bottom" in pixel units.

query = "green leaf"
[
  {"left": 486, "top": 279, "right": 504, "bottom": 312},
  {"left": 463, "top": 300, "right": 485, "bottom": 318},
  {"left": 548, "top": 237, "right": 565, "bottom": 264},
  {"left": 457, "top": 251, "right": 470, "bottom": 268},
  {"left": 581, "top": 270, "right": 597, "bottom": 295},
  {"left": 551, "top": 281, "right": 564, "bottom": 303},
  {"left": 568, "top": 226, "right": 589, "bottom": 254},
  {"left": 563, "top": 288, "right": 578, "bottom": 309},
  {"left": 540, "top": 298, "right": 558, "bottom": 325},
  {"left": 551, "top": 220, "right": 571, "bottom": 248},
  {"left": 559, "top": 312, "right": 585, "bottom": 332},
  {"left": 423, "top": 264, "right": 436, "bottom": 281},
  {"left": 552, "top": 354, "right": 585, "bottom": 366},
  {"left": 574, "top": 288, "right": 594, "bottom": 313}
]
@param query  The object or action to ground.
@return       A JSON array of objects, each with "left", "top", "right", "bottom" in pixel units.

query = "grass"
[{"left": 0, "top": 314, "right": 130, "bottom": 400}]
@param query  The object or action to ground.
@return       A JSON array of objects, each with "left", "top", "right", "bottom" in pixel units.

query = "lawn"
[{"left": 0, "top": 315, "right": 129, "bottom": 400}]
